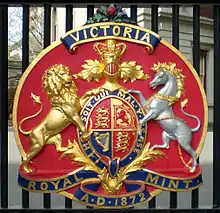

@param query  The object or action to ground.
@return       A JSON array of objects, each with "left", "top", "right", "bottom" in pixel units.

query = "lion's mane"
[{"left": 42, "top": 64, "right": 77, "bottom": 106}]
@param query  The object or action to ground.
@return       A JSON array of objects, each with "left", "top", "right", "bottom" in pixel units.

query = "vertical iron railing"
[
  {"left": 130, "top": 5, "right": 137, "bottom": 22},
  {"left": 192, "top": 4, "right": 200, "bottom": 209},
  {"left": 43, "top": 4, "right": 51, "bottom": 209},
  {"left": 85, "top": 6, "right": 95, "bottom": 208},
  {"left": 21, "top": 4, "right": 30, "bottom": 209},
  {"left": 170, "top": 5, "right": 179, "bottom": 209},
  {"left": 66, "top": 5, "right": 73, "bottom": 32},
  {"left": 213, "top": 4, "right": 220, "bottom": 209},
  {"left": 0, "top": 4, "right": 8, "bottom": 209},
  {"left": 151, "top": 5, "right": 158, "bottom": 33},
  {"left": 65, "top": 5, "right": 73, "bottom": 208},
  {"left": 149, "top": 5, "right": 158, "bottom": 209},
  {"left": 87, "top": 5, "right": 94, "bottom": 20}
]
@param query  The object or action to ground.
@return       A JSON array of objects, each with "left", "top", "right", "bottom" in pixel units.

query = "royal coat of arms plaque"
[{"left": 13, "top": 4, "right": 208, "bottom": 209}]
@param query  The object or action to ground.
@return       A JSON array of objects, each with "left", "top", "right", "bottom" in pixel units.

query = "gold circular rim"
[{"left": 12, "top": 23, "right": 208, "bottom": 208}]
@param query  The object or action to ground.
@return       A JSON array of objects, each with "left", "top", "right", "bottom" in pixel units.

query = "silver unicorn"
[{"left": 128, "top": 68, "right": 200, "bottom": 172}]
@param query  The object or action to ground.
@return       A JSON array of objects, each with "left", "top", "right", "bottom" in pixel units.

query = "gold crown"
[{"left": 94, "top": 40, "right": 127, "bottom": 64}]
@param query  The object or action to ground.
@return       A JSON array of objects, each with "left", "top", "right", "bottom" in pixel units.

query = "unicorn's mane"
[{"left": 151, "top": 62, "right": 185, "bottom": 100}]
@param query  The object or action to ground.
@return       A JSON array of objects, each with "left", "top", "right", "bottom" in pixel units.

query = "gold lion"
[{"left": 19, "top": 64, "right": 91, "bottom": 173}]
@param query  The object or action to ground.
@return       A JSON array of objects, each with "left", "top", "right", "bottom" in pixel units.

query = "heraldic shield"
[{"left": 13, "top": 4, "right": 208, "bottom": 209}]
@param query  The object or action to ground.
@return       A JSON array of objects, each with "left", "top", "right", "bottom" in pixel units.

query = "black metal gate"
[{"left": 1, "top": 1, "right": 220, "bottom": 212}]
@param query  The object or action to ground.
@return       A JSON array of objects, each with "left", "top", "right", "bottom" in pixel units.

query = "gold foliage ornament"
[
  {"left": 73, "top": 40, "right": 150, "bottom": 83},
  {"left": 75, "top": 60, "right": 105, "bottom": 83},
  {"left": 61, "top": 140, "right": 164, "bottom": 194},
  {"left": 120, "top": 61, "right": 150, "bottom": 83}
]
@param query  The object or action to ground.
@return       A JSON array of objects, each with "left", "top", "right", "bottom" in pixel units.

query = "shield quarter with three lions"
[{"left": 13, "top": 4, "right": 208, "bottom": 209}]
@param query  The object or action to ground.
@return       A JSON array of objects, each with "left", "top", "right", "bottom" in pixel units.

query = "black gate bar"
[
  {"left": 151, "top": 5, "right": 158, "bottom": 33},
  {"left": 172, "top": 5, "right": 179, "bottom": 49},
  {"left": 85, "top": 6, "right": 95, "bottom": 209},
  {"left": 170, "top": 4, "right": 180, "bottom": 208},
  {"left": 0, "top": 4, "right": 8, "bottom": 209},
  {"left": 191, "top": 4, "right": 200, "bottom": 209},
  {"left": 43, "top": 3, "right": 51, "bottom": 209},
  {"left": 21, "top": 4, "right": 30, "bottom": 208},
  {"left": 66, "top": 4, "right": 73, "bottom": 32},
  {"left": 65, "top": 4, "right": 73, "bottom": 208},
  {"left": 148, "top": 4, "right": 158, "bottom": 209},
  {"left": 213, "top": 4, "right": 220, "bottom": 209},
  {"left": 87, "top": 5, "right": 94, "bottom": 19},
  {"left": 130, "top": 5, "right": 137, "bottom": 22}
]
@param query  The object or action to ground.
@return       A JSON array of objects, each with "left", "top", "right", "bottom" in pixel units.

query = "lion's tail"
[{"left": 18, "top": 93, "right": 43, "bottom": 135}]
